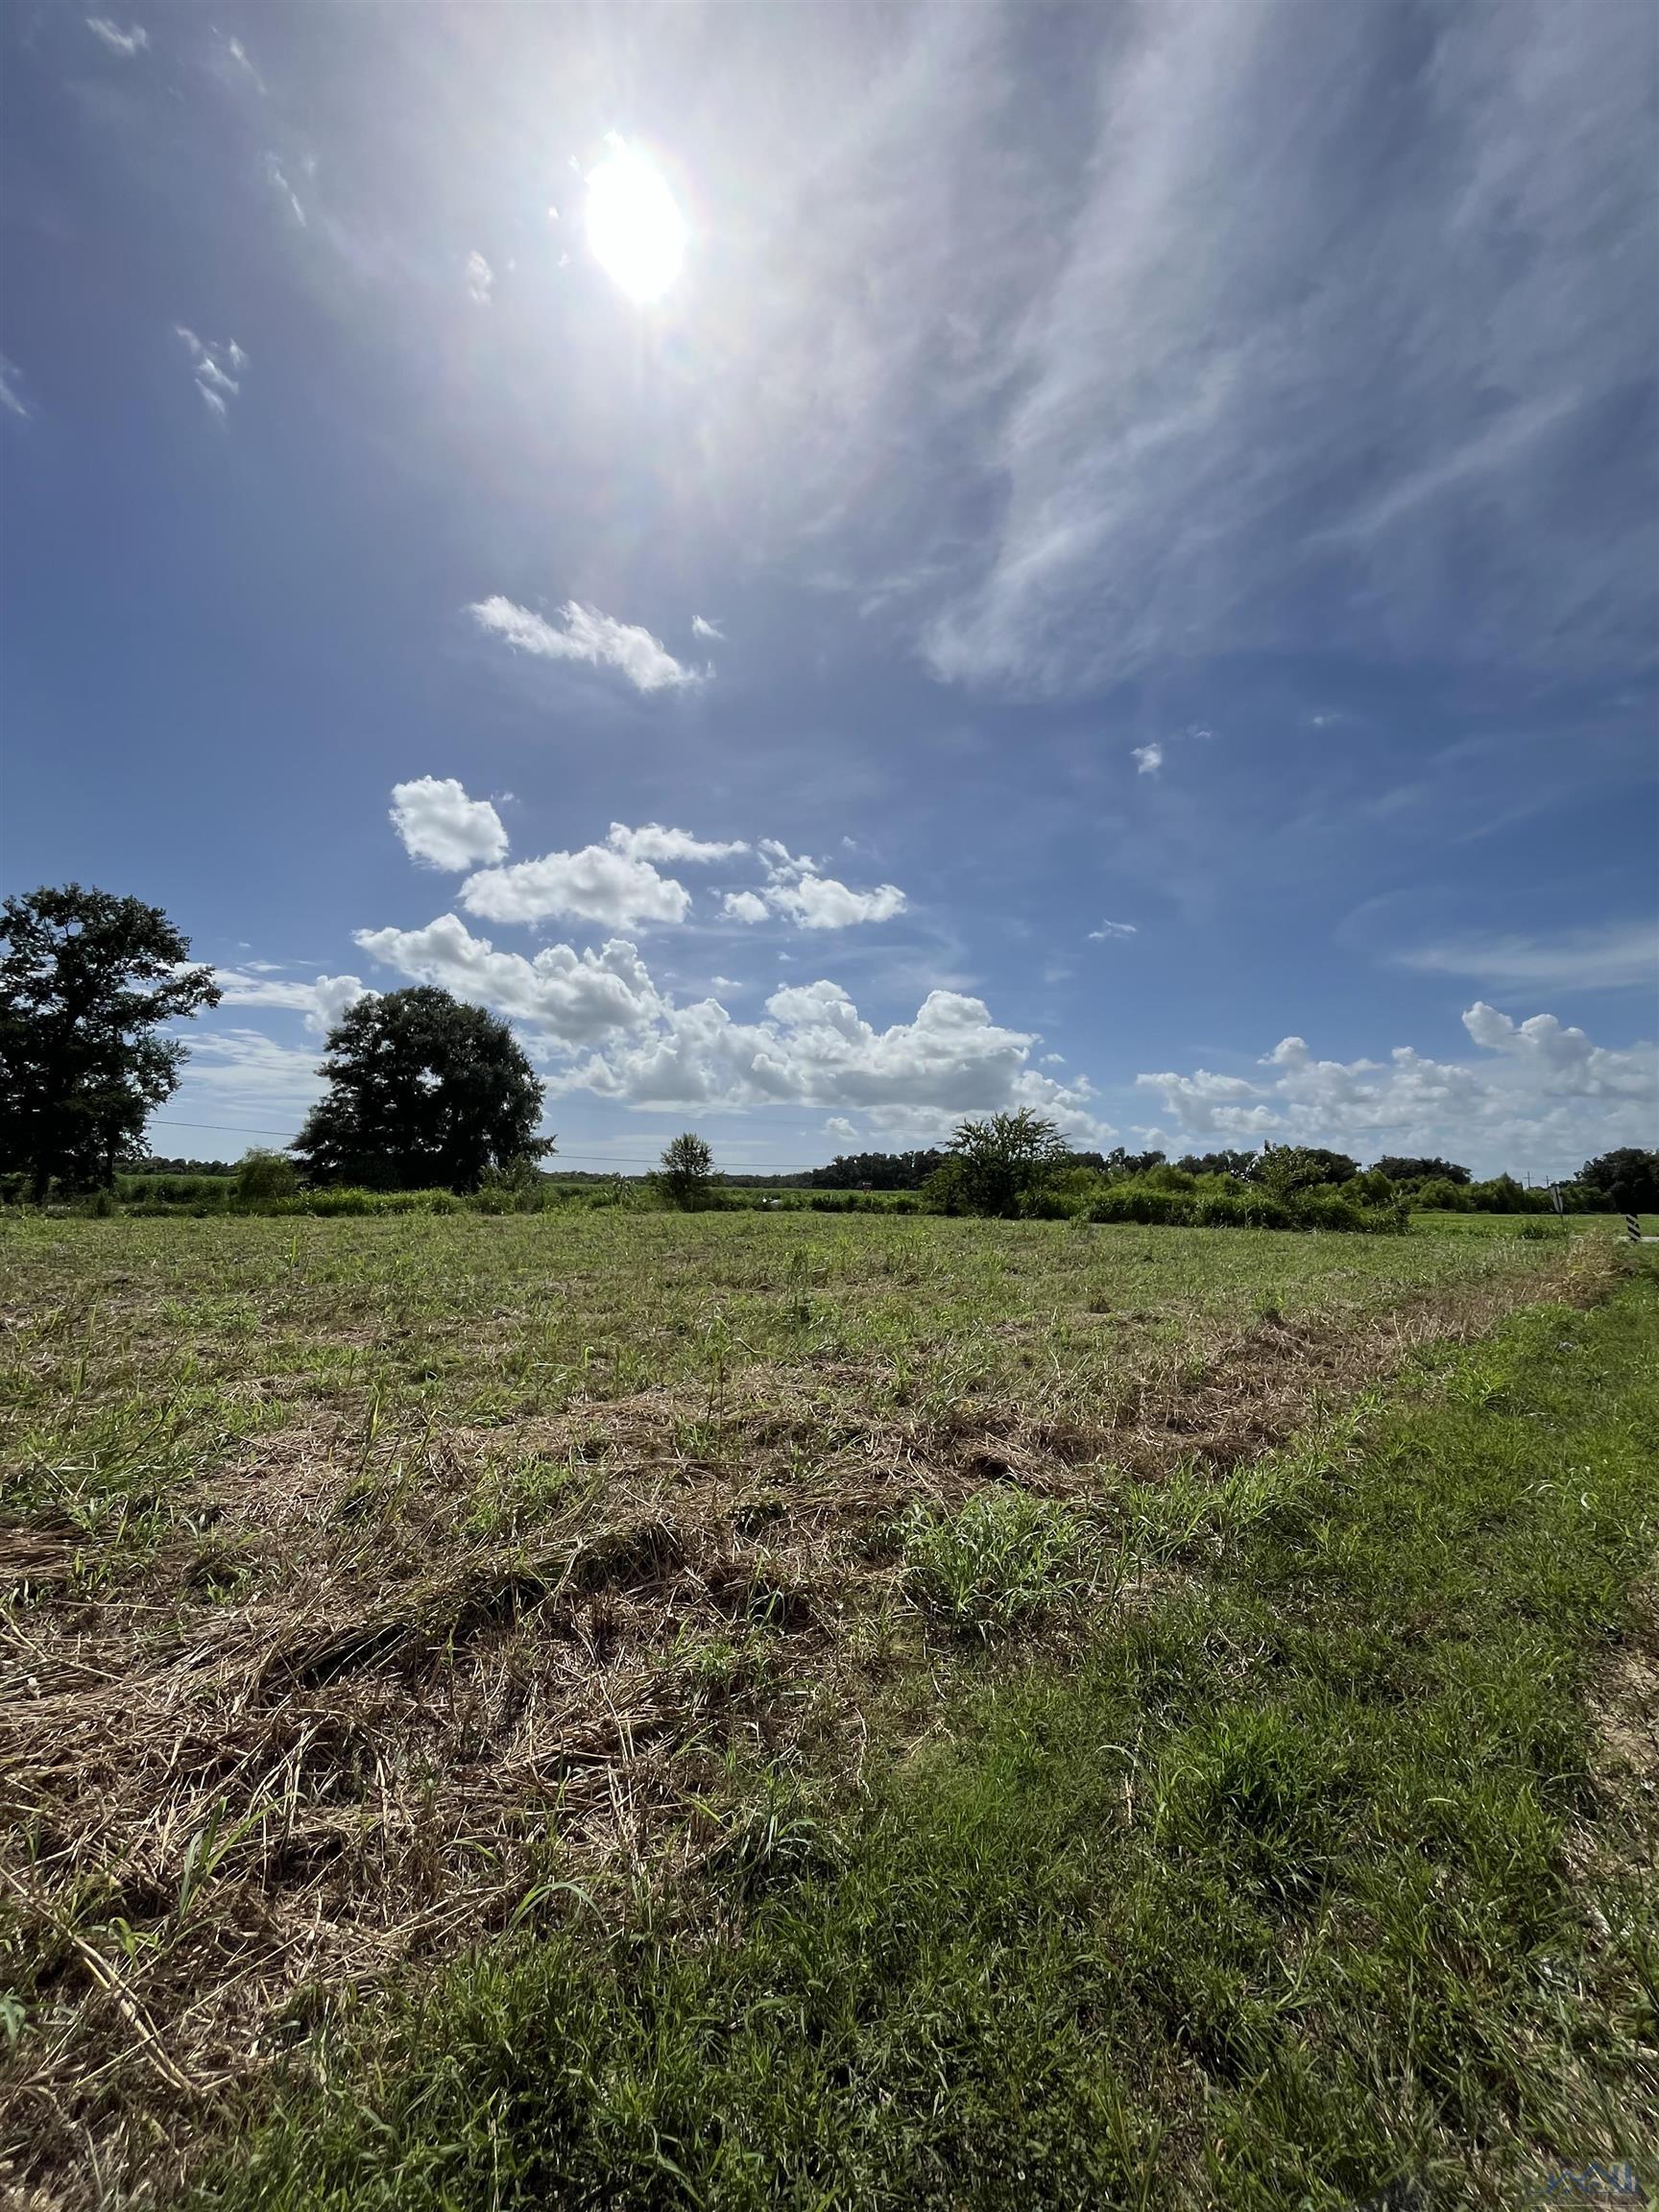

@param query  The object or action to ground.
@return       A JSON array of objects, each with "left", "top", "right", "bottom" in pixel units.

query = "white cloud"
[
  {"left": 85, "top": 17, "right": 148, "bottom": 56},
  {"left": 1089, "top": 920, "right": 1138, "bottom": 941},
  {"left": 824, "top": 1116, "right": 858, "bottom": 1142},
  {"left": 1396, "top": 922, "right": 1657, "bottom": 995},
  {"left": 217, "top": 32, "right": 264, "bottom": 89},
  {"left": 1135, "top": 1002, "right": 1658, "bottom": 1175},
  {"left": 264, "top": 155, "right": 307, "bottom": 227},
  {"left": 723, "top": 890, "right": 772, "bottom": 925},
  {"left": 0, "top": 359, "right": 30, "bottom": 420},
  {"left": 710, "top": 975, "right": 743, "bottom": 993},
  {"left": 723, "top": 840, "right": 907, "bottom": 930},
  {"left": 691, "top": 614, "right": 725, "bottom": 640},
  {"left": 553, "top": 974, "right": 1106, "bottom": 1138},
  {"left": 466, "top": 250, "right": 494, "bottom": 305},
  {"left": 176, "top": 326, "right": 246, "bottom": 418},
  {"left": 461, "top": 841, "right": 691, "bottom": 932},
  {"left": 390, "top": 777, "right": 509, "bottom": 871},
  {"left": 353, "top": 916, "right": 662, "bottom": 1046},
  {"left": 1132, "top": 744, "right": 1164, "bottom": 778},
  {"left": 606, "top": 822, "right": 747, "bottom": 865},
  {"left": 909, "top": 5, "right": 1655, "bottom": 691},
  {"left": 469, "top": 595, "right": 700, "bottom": 694},
  {"left": 209, "top": 969, "right": 372, "bottom": 1038},
  {"left": 176, "top": 1027, "right": 326, "bottom": 1111}
]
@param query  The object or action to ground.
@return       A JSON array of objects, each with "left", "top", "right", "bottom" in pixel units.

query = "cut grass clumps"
[
  {"left": 195, "top": 1271, "right": 1659, "bottom": 2212},
  {"left": 899, "top": 1489, "right": 1104, "bottom": 1638}
]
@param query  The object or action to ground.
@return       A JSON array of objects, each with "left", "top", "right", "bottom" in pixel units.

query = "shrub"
[{"left": 234, "top": 1149, "right": 300, "bottom": 1205}]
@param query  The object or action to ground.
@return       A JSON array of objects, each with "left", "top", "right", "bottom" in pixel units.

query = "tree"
[
  {"left": 1577, "top": 1148, "right": 1659, "bottom": 1215},
  {"left": 927, "top": 1108, "right": 1070, "bottom": 1217},
  {"left": 0, "top": 884, "right": 221, "bottom": 1200},
  {"left": 291, "top": 988, "right": 550, "bottom": 1190},
  {"left": 1251, "top": 1143, "right": 1358, "bottom": 1195},
  {"left": 1374, "top": 1155, "right": 1471, "bottom": 1186},
  {"left": 659, "top": 1131, "right": 714, "bottom": 1209}
]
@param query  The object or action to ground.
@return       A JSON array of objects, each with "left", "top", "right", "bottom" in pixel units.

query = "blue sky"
[{"left": 3, "top": 1, "right": 1655, "bottom": 1179}]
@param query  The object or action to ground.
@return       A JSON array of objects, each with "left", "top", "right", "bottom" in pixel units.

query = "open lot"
[{"left": 0, "top": 1212, "right": 1649, "bottom": 2205}]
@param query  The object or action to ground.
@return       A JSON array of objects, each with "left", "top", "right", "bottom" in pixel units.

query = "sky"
[{"left": 2, "top": 1, "right": 1656, "bottom": 1181}]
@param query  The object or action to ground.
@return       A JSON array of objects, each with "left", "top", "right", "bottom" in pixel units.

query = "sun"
[{"left": 584, "top": 137, "right": 687, "bottom": 304}]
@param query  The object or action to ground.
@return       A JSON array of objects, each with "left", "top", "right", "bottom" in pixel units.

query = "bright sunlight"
[{"left": 584, "top": 136, "right": 687, "bottom": 302}]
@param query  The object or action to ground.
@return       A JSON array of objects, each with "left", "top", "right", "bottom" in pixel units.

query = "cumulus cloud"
[
  {"left": 390, "top": 777, "right": 509, "bottom": 871},
  {"left": 722, "top": 840, "right": 907, "bottom": 930},
  {"left": 461, "top": 839, "right": 692, "bottom": 931},
  {"left": 553, "top": 975, "right": 1105, "bottom": 1137},
  {"left": 466, "top": 251, "right": 493, "bottom": 304},
  {"left": 354, "top": 916, "right": 663, "bottom": 1046},
  {"left": 1135, "top": 1002, "right": 1657, "bottom": 1174},
  {"left": 1131, "top": 745, "right": 1163, "bottom": 778},
  {"left": 606, "top": 822, "right": 747, "bottom": 864},
  {"left": 690, "top": 615, "right": 725, "bottom": 640},
  {"left": 469, "top": 595, "right": 700, "bottom": 694},
  {"left": 85, "top": 17, "right": 148, "bottom": 55},
  {"left": 176, "top": 327, "right": 246, "bottom": 418},
  {"left": 1089, "top": 920, "right": 1137, "bottom": 941}
]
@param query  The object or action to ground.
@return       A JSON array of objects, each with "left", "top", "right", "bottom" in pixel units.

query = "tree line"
[{"left": 3, "top": 884, "right": 1654, "bottom": 1217}]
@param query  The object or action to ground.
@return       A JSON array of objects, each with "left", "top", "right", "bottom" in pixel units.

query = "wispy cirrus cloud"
[
  {"left": 1089, "top": 919, "right": 1137, "bottom": 941},
  {"left": 0, "top": 358, "right": 31, "bottom": 420},
  {"left": 1394, "top": 922, "right": 1657, "bottom": 995},
  {"left": 469, "top": 595, "right": 701, "bottom": 694},
  {"left": 720, "top": 4, "right": 1656, "bottom": 695},
  {"left": 176, "top": 326, "right": 246, "bottom": 419},
  {"left": 85, "top": 17, "right": 148, "bottom": 56}
]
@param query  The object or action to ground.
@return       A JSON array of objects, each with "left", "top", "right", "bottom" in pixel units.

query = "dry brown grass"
[{"left": 0, "top": 1213, "right": 1626, "bottom": 2206}]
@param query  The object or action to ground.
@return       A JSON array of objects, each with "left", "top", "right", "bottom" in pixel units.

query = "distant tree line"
[{"left": 3, "top": 885, "right": 1654, "bottom": 1220}]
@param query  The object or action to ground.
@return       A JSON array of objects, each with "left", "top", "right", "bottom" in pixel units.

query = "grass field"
[{"left": 1, "top": 1211, "right": 1652, "bottom": 2205}]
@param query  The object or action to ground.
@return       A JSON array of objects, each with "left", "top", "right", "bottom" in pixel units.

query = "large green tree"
[
  {"left": 291, "top": 987, "right": 550, "bottom": 1190},
  {"left": 0, "top": 884, "right": 221, "bottom": 1200}
]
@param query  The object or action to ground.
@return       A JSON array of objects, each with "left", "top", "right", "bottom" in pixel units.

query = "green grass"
[
  {"left": 0, "top": 1210, "right": 1644, "bottom": 2204},
  {"left": 202, "top": 1273, "right": 1659, "bottom": 2209}
]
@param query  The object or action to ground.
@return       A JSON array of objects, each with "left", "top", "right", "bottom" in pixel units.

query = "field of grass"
[{"left": 0, "top": 1210, "right": 1650, "bottom": 2205}]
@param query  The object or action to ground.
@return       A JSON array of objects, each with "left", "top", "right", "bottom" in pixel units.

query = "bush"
[
  {"left": 234, "top": 1149, "right": 300, "bottom": 1205},
  {"left": 1083, "top": 1178, "right": 1407, "bottom": 1234}
]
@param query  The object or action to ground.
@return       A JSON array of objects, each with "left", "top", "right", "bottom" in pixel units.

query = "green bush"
[{"left": 234, "top": 1149, "right": 300, "bottom": 1205}]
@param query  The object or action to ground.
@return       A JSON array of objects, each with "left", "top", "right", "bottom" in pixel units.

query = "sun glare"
[{"left": 584, "top": 138, "right": 687, "bottom": 303}]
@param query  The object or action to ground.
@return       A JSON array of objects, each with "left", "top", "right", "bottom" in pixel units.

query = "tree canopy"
[
  {"left": 0, "top": 884, "right": 220, "bottom": 1199},
  {"left": 658, "top": 1131, "right": 715, "bottom": 1209},
  {"left": 291, "top": 988, "right": 550, "bottom": 1190},
  {"left": 1577, "top": 1148, "right": 1659, "bottom": 1214},
  {"left": 927, "top": 1109, "right": 1070, "bottom": 1217},
  {"left": 1374, "top": 1155, "right": 1472, "bottom": 1186}
]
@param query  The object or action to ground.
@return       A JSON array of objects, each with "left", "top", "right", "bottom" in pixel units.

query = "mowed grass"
[
  {"left": 0, "top": 1210, "right": 1644, "bottom": 2203},
  {"left": 213, "top": 1272, "right": 1659, "bottom": 2211}
]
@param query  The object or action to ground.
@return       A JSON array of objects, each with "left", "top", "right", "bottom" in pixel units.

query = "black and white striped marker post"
[{"left": 1626, "top": 1214, "right": 1642, "bottom": 1243}]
